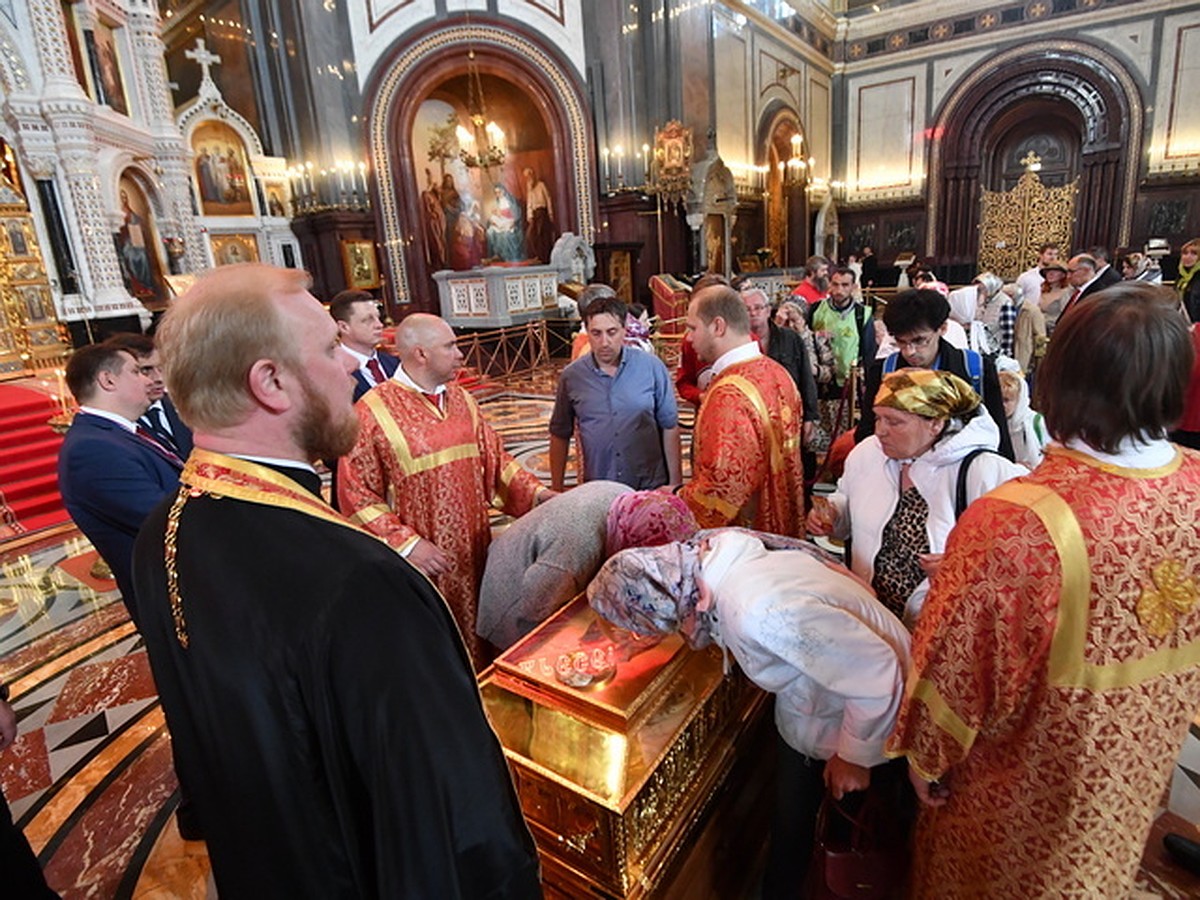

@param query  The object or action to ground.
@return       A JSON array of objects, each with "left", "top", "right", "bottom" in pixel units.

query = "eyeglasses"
[{"left": 895, "top": 333, "right": 936, "bottom": 351}]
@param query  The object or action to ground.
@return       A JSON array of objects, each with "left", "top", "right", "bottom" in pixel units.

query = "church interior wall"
[{"left": 834, "top": 1, "right": 1200, "bottom": 279}]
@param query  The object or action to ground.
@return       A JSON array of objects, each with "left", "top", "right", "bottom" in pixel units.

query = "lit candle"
[
  {"left": 614, "top": 144, "right": 625, "bottom": 186},
  {"left": 642, "top": 143, "right": 650, "bottom": 184},
  {"left": 602, "top": 147, "right": 611, "bottom": 189},
  {"left": 337, "top": 162, "right": 347, "bottom": 195},
  {"left": 358, "top": 161, "right": 367, "bottom": 197}
]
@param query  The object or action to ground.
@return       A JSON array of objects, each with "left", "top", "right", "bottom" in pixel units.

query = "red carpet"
[{"left": 0, "top": 383, "right": 70, "bottom": 533}]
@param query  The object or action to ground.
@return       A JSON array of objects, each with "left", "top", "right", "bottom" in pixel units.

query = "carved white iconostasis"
[{"left": 175, "top": 41, "right": 299, "bottom": 274}]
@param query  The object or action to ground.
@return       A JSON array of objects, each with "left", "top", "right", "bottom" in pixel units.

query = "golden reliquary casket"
[{"left": 479, "top": 595, "right": 773, "bottom": 899}]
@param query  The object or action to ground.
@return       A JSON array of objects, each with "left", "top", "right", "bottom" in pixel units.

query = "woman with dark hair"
[
  {"left": 889, "top": 282, "right": 1200, "bottom": 898},
  {"left": 808, "top": 368, "right": 1024, "bottom": 624}
]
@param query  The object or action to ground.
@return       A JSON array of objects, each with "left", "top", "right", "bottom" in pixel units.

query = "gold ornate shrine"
[
  {"left": 0, "top": 142, "right": 70, "bottom": 378},
  {"left": 480, "top": 595, "right": 771, "bottom": 898},
  {"left": 979, "top": 158, "right": 1077, "bottom": 280}
]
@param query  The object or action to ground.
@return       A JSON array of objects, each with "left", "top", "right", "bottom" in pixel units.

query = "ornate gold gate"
[
  {"left": 979, "top": 157, "right": 1077, "bottom": 280},
  {"left": 0, "top": 142, "right": 70, "bottom": 378}
]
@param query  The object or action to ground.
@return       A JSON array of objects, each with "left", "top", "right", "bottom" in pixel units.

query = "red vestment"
[
  {"left": 338, "top": 381, "right": 548, "bottom": 665},
  {"left": 679, "top": 355, "right": 804, "bottom": 537},
  {"left": 888, "top": 447, "right": 1200, "bottom": 897}
]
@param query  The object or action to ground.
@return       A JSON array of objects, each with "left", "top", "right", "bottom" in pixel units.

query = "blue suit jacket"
[
  {"left": 57, "top": 412, "right": 183, "bottom": 622},
  {"left": 351, "top": 350, "right": 399, "bottom": 401}
]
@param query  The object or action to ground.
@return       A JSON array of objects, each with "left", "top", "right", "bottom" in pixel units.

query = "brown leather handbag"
[{"left": 807, "top": 785, "right": 909, "bottom": 900}]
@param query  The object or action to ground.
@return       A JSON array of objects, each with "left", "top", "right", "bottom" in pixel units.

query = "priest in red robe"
[
  {"left": 339, "top": 313, "right": 554, "bottom": 665},
  {"left": 888, "top": 283, "right": 1200, "bottom": 897},
  {"left": 678, "top": 285, "right": 805, "bottom": 537}
]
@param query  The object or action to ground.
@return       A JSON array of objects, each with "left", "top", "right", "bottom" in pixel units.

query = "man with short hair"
[
  {"left": 742, "top": 287, "right": 819, "bottom": 446},
  {"left": 106, "top": 332, "right": 194, "bottom": 458},
  {"left": 791, "top": 255, "right": 830, "bottom": 305},
  {"left": 329, "top": 289, "right": 398, "bottom": 401},
  {"left": 679, "top": 286, "right": 804, "bottom": 536},
  {"left": 1087, "top": 245, "right": 1123, "bottom": 292},
  {"left": 854, "top": 288, "right": 1013, "bottom": 460},
  {"left": 133, "top": 265, "right": 540, "bottom": 897},
  {"left": 1016, "top": 242, "right": 1059, "bottom": 305},
  {"left": 810, "top": 267, "right": 870, "bottom": 392},
  {"left": 1062, "top": 253, "right": 1109, "bottom": 319},
  {"left": 549, "top": 294, "right": 681, "bottom": 491},
  {"left": 57, "top": 342, "right": 182, "bottom": 622},
  {"left": 339, "top": 313, "right": 554, "bottom": 666}
]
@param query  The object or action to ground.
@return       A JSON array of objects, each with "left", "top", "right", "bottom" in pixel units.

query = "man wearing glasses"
[{"left": 855, "top": 288, "right": 1014, "bottom": 460}]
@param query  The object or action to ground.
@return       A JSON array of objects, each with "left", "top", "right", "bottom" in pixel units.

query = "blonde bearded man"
[
  {"left": 339, "top": 313, "right": 554, "bottom": 666},
  {"left": 678, "top": 285, "right": 805, "bottom": 536}
]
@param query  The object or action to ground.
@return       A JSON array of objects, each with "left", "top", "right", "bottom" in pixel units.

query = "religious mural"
[
  {"left": 210, "top": 233, "right": 260, "bottom": 266},
  {"left": 114, "top": 174, "right": 166, "bottom": 305},
  {"left": 410, "top": 74, "right": 558, "bottom": 273},
  {"left": 192, "top": 121, "right": 254, "bottom": 216},
  {"left": 86, "top": 22, "right": 129, "bottom": 116}
]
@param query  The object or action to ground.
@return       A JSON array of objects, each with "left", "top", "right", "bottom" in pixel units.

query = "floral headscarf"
[
  {"left": 587, "top": 541, "right": 711, "bottom": 648},
  {"left": 604, "top": 490, "right": 699, "bottom": 557}
]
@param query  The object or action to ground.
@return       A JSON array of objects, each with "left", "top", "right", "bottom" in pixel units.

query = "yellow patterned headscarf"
[{"left": 874, "top": 369, "right": 981, "bottom": 420}]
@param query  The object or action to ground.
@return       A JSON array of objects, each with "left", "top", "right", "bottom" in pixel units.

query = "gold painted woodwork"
[
  {"left": 978, "top": 169, "right": 1077, "bottom": 280},
  {"left": 480, "top": 595, "right": 767, "bottom": 898}
]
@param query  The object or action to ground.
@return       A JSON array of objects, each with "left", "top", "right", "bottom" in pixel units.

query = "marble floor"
[{"left": 1, "top": 372, "right": 1198, "bottom": 898}]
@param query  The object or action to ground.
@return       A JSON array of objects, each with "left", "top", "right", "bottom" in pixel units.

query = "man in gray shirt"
[{"left": 549, "top": 289, "right": 682, "bottom": 491}]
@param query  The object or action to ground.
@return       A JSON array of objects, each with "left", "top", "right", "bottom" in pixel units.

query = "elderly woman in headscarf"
[
  {"left": 973, "top": 271, "right": 1016, "bottom": 359},
  {"left": 588, "top": 527, "right": 912, "bottom": 898},
  {"left": 475, "top": 482, "right": 698, "bottom": 649},
  {"left": 808, "top": 369, "right": 1026, "bottom": 624}
]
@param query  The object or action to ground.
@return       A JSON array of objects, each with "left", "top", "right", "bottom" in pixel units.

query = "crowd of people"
[{"left": 2, "top": 233, "right": 1199, "bottom": 898}]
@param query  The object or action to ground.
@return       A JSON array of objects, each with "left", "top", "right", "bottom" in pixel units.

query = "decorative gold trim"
[
  {"left": 989, "top": 478, "right": 1200, "bottom": 691},
  {"left": 1046, "top": 445, "right": 1183, "bottom": 479},
  {"left": 907, "top": 677, "right": 978, "bottom": 750},
  {"left": 361, "top": 387, "right": 482, "bottom": 477}
]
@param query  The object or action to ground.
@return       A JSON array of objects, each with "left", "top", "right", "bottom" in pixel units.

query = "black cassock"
[{"left": 133, "top": 459, "right": 541, "bottom": 899}]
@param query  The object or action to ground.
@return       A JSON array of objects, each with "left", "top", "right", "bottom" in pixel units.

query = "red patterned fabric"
[
  {"left": 888, "top": 447, "right": 1200, "bottom": 898},
  {"left": 679, "top": 355, "right": 804, "bottom": 537},
  {"left": 338, "top": 381, "right": 548, "bottom": 665}
]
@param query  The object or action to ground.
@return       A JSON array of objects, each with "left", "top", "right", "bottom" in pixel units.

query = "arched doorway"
[
  {"left": 757, "top": 106, "right": 808, "bottom": 269},
  {"left": 928, "top": 41, "right": 1143, "bottom": 271},
  {"left": 366, "top": 20, "right": 594, "bottom": 312}
]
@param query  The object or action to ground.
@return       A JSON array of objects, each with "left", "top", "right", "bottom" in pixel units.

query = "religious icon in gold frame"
[{"left": 342, "top": 240, "right": 380, "bottom": 290}]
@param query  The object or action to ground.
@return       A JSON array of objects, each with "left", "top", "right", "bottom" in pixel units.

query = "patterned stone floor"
[{"left": 0, "top": 372, "right": 1196, "bottom": 898}]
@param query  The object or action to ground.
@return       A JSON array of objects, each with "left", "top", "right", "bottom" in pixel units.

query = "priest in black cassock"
[{"left": 132, "top": 263, "right": 541, "bottom": 899}]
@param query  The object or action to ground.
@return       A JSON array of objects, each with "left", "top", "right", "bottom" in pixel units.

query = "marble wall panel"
[{"left": 714, "top": 10, "right": 750, "bottom": 168}]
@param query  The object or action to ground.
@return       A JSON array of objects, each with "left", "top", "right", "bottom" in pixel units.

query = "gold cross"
[{"left": 1020, "top": 151, "right": 1042, "bottom": 170}]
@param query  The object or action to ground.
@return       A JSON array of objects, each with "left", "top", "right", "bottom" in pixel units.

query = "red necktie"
[
  {"left": 136, "top": 425, "right": 185, "bottom": 468},
  {"left": 366, "top": 356, "right": 386, "bottom": 385},
  {"left": 421, "top": 391, "right": 441, "bottom": 410}
]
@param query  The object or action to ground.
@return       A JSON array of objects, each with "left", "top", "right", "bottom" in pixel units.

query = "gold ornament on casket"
[{"left": 480, "top": 595, "right": 769, "bottom": 898}]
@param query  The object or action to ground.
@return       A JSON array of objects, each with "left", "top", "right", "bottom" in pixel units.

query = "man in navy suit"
[
  {"left": 58, "top": 342, "right": 183, "bottom": 625},
  {"left": 329, "top": 289, "right": 398, "bottom": 401},
  {"left": 107, "top": 332, "right": 194, "bottom": 458}
]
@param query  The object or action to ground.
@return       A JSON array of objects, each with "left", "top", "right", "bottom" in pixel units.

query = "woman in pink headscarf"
[{"left": 476, "top": 482, "right": 698, "bottom": 649}]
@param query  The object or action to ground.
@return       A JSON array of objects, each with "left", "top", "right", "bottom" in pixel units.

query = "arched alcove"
[
  {"left": 366, "top": 19, "right": 594, "bottom": 310},
  {"left": 928, "top": 40, "right": 1143, "bottom": 267},
  {"left": 756, "top": 103, "right": 808, "bottom": 268}
]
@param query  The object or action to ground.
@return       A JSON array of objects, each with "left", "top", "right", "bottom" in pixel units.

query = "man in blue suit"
[
  {"left": 107, "top": 332, "right": 194, "bottom": 458},
  {"left": 329, "top": 289, "right": 398, "bottom": 401},
  {"left": 58, "top": 342, "right": 183, "bottom": 625}
]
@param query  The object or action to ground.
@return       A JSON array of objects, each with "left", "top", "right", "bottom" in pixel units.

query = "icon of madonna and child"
[{"left": 421, "top": 165, "right": 557, "bottom": 272}]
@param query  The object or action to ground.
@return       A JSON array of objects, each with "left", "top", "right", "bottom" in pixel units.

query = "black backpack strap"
[{"left": 955, "top": 447, "right": 993, "bottom": 519}]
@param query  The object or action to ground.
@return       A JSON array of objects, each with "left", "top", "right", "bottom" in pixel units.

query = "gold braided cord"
[{"left": 165, "top": 484, "right": 192, "bottom": 648}]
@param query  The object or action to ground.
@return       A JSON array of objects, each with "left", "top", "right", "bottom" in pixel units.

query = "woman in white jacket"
[
  {"left": 587, "top": 527, "right": 911, "bottom": 898},
  {"left": 808, "top": 368, "right": 1026, "bottom": 625}
]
